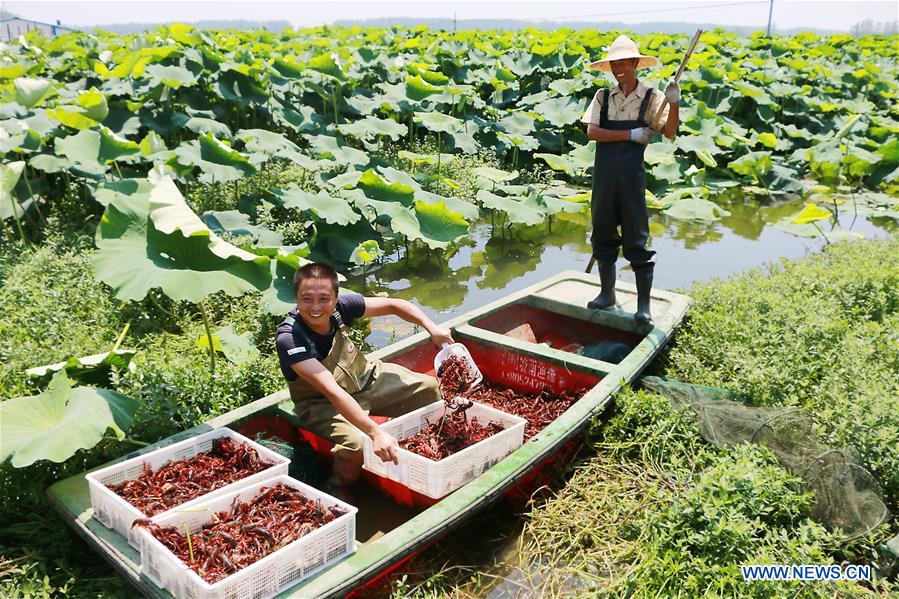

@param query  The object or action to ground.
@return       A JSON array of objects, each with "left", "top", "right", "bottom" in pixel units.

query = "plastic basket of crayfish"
[
  {"left": 86, "top": 428, "right": 289, "bottom": 548},
  {"left": 362, "top": 400, "right": 526, "bottom": 499},
  {"left": 134, "top": 475, "right": 357, "bottom": 599}
]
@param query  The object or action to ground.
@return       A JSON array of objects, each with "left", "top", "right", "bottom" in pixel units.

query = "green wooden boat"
[{"left": 47, "top": 271, "right": 690, "bottom": 598}]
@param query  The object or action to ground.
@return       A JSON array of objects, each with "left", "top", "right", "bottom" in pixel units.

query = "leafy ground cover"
[{"left": 390, "top": 236, "right": 898, "bottom": 598}]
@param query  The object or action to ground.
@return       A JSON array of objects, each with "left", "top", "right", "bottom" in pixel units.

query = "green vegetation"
[
  {"left": 1, "top": 21, "right": 898, "bottom": 596},
  {"left": 392, "top": 236, "right": 898, "bottom": 598}
]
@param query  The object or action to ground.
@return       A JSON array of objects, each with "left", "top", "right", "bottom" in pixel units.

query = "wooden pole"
[{"left": 650, "top": 28, "right": 703, "bottom": 130}]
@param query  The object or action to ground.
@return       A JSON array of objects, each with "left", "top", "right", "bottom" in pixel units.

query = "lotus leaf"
[
  {"left": 773, "top": 217, "right": 862, "bottom": 241},
  {"left": 197, "top": 325, "right": 260, "bottom": 365},
  {"left": 12, "top": 77, "right": 56, "bottom": 108},
  {"left": 25, "top": 350, "right": 138, "bottom": 386},
  {"left": 728, "top": 151, "right": 773, "bottom": 180},
  {"left": 414, "top": 111, "right": 464, "bottom": 134},
  {"left": 533, "top": 96, "right": 586, "bottom": 128},
  {"left": 350, "top": 239, "right": 382, "bottom": 265},
  {"left": 268, "top": 186, "right": 360, "bottom": 225},
  {"left": 46, "top": 105, "right": 103, "bottom": 130},
  {"left": 534, "top": 192, "right": 584, "bottom": 215},
  {"left": 303, "top": 134, "right": 369, "bottom": 167},
  {"left": 142, "top": 64, "right": 198, "bottom": 88},
  {"left": 94, "top": 176, "right": 271, "bottom": 302},
  {"left": 200, "top": 209, "right": 283, "bottom": 245},
  {"left": 476, "top": 189, "right": 544, "bottom": 225},
  {"left": 663, "top": 197, "right": 731, "bottom": 222},
  {"left": 76, "top": 88, "right": 109, "bottom": 122},
  {"left": 53, "top": 127, "right": 139, "bottom": 175},
  {"left": 174, "top": 132, "right": 256, "bottom": 183},
  {"left": 184, "top": 117, "right": 232, "bottom": 139},
  {"left": 651, "top": 156, "right": 691, "bottom": 185},
  {"left": 275, "top": 104, "right": 324, "bottom": 133},
  {"left": 448, "top": 131, "right": 479, "bottom": 154},
  {"left": 28, "top": 154, "right": 70, "bottom": 174},
  {"left": 325, "top": 169, "right": 364, "bottom": 189},
  {"left": 307, "top": 53, "right": 346, "bottom": 80},
  {"left": 792, "top": 203, "right": 833, "bottom": 224},
  {"left": 0, "top": 370, "right": 138, "bottom": 468},
  {"left": 377, "top": 166, "right": 478, "bottom": 219},
  {"left": 405, "top": 75, "right": 444, "bottom": 102},
  {"left": 499, "top": 112, "right": 536, "bottom": 136},
  {"left": 92, "top": 178, "right": 154, "bottom": 207},
  {"left": 338, "top": 116, "right": 407, "bottom": 142},
  {"left": 473, "top": 166, "right": 518, "bottom": 183},
  {"left": 411, "top": 200, "right": 470, "bottom": 248},
  {"left": 358, "top": 168, "right": 415, "bottom": 204}
]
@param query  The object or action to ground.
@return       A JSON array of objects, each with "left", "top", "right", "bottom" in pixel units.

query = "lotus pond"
[{"left": 1, "top": 22, "right": 897, "bottom": 598}]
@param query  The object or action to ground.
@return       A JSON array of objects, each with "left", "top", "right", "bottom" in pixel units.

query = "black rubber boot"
[
  {"left": 587, "top": 261, "right": 617, "bottom": 309},
  {"left": 634, "top": 268, "right": 653, "bottom": 324}
]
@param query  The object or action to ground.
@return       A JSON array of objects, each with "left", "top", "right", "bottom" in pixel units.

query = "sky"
[{"left": 4, "top": 0, "right": 898, "bottom": 32}]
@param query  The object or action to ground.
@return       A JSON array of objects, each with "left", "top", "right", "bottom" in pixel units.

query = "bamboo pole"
[{"left": 650, "top": 29, "right": 703, "bottom": 130}]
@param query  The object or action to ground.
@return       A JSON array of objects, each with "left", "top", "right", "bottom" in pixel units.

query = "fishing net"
[{"left": 640, "top": 376, "right": 890, "bottom": 541}]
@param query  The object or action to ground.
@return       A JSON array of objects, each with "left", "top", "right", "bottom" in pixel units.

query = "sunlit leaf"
[
  {"left": 0, "top": 370, "right": 138, "bottom": 468},
  {"left": 792, "top": 203, "right": 833, "bottom": 224}
]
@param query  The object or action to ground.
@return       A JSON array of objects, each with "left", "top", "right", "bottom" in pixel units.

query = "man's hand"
[
  {"left": 427, "top": 324, "right": 454, "bottom": 348},
  {"left": 664, "top": 79, "right": 680, "bottom": 104},
  {"left": 630, "top": 127, "right": 651, "bottom": 145},
  {"left": 371, "top": 428, "right": 400, "bottom": 464}
]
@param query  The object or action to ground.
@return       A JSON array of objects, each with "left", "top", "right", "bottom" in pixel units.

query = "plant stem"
[
  {"left": 200, "top": 301, "right": 216, "bottom": 376},
  {"left": 7, "top": 193, "right": 27, "bottom": 245},
  {"left": 812, "top": 222, "right": 830, "bottom": 244},
  {"left": 103, "top": 435, "right": 149, "bottom": 447},
  {"left": 21, "top": 168, "right": 45, "bottom": 226},
  {"left": 112, "top": 320, "right": 132, "bottom": 353}
]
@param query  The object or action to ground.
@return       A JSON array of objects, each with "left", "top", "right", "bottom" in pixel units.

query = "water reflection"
[{"left": 348, "top": 192, "right": 895, "bottom": 337}]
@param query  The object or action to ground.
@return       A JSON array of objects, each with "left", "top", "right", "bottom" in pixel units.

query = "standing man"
[
  {"left": 275, "top": 262, "right": 453, "bottom": 496},
  {"left": 581, "top": 34, "right": 680, "bottom": 324}
]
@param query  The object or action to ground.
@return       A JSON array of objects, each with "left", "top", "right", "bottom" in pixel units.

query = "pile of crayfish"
[
  {"left": 399, "top": 411, "right": 506, "bottom": 460},
  {"left": 465, "top": 384, "right": 583, "bottom": 440},
  {"left": 397, "top": 355, "right": 505, "bottom": 461},
  {"left": 438, "top": 354, "right": 585, "bottom": 440},
  {"left": 134, "top": 483, "right": 345, "bottom": 584},
  {"left": 109, "top": 437, "right": 274, "bottom": 516}
]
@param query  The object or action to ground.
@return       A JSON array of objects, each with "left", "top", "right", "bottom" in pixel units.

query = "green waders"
[
  {"left": 589, "top": 87, "right": 657, "bottom": 323},
  {"left": 286, "top": 313, "right": 440, "bottom": 488}
]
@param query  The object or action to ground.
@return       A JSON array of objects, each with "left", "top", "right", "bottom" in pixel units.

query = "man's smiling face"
[
  {"left": 610, "top": 57, "right": 639, "bottom": 86},
  {"left": 296, "top": 277, "right": 338, "bottom": 331}
]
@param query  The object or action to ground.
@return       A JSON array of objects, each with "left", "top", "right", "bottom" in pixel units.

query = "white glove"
[
  {"left": 630, "top": 127, "right": 651, "bottom": 145},
  {"left": 665, "top": 79, "right": 680, "bottom": 104}
]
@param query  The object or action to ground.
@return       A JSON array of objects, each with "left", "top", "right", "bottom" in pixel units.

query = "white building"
[{"left": 1, "top": 17, "right": 77, "bottom": 41}]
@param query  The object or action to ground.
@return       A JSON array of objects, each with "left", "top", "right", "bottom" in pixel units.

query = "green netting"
[
  {"left": 641, "top": 376, "right": 890, "bottom": 541},
  {"left": 254, "top": 434, "right": 327, "bottom": 484}
]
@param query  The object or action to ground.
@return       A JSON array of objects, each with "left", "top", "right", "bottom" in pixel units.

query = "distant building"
[{"left": 1, "top": 17, "right": 77, "bottom": 41}]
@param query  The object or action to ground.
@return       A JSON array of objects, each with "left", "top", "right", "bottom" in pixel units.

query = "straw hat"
[{"left": 588, "top": 35, "right": 659, "bottom": 71}]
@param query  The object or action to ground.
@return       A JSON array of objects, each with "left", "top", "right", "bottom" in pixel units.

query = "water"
[{"left": 353, "top": 193, "right": 896, "bottom": 347}]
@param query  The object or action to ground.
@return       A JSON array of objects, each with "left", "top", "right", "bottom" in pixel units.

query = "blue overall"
[{"left": 590, "top": 88, "right": 656, "bottom": 274}]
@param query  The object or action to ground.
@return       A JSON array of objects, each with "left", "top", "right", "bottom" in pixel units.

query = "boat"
[{"left": 47, "top": 270, "right": 690, "bottom": 598}]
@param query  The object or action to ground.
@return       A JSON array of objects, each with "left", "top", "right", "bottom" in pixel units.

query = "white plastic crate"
[
  {"left": 135, "top": 474, "right": 357, "bottom": 599},
  {"left": 86, "top": 428, "right": 289, "bottom": 548},
  {"left": 362, "top": 400, "right": 526, "bottom": 499}
]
